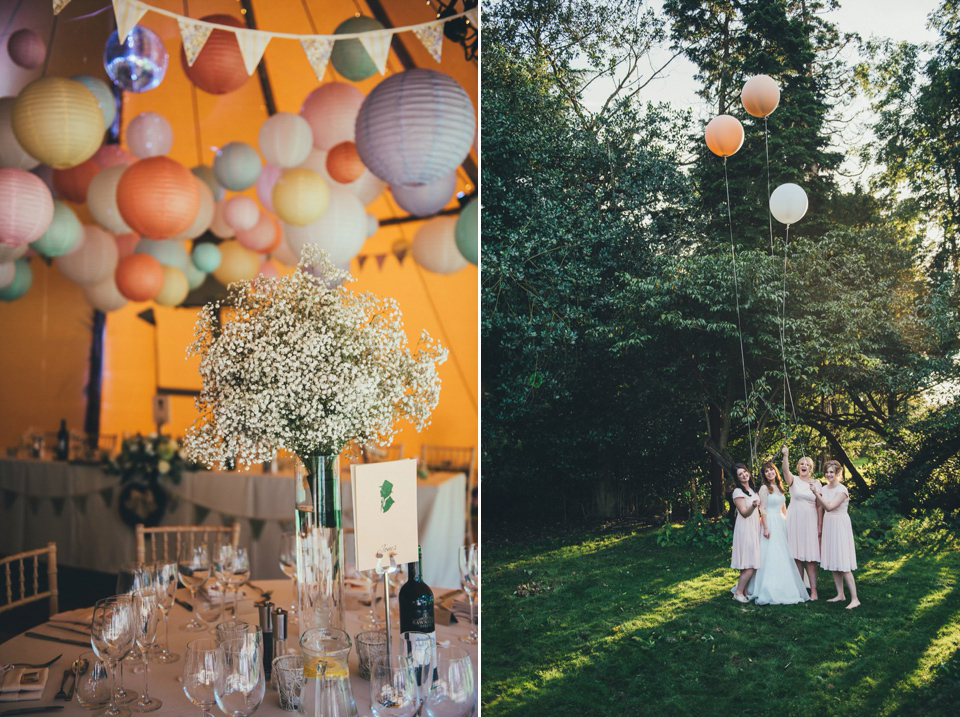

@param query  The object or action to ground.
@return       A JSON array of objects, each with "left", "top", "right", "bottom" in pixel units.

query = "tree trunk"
[{"left": 807, "top": 421, "right": 870, "bottom": 495}]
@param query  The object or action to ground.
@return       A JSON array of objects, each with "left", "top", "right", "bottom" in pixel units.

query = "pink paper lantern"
[
  {"left": 300, "top": 82, "right": 364, "bottom": 151},
  {"left": 0, "top": 168, "right": 54, "bottom": 247},
  {"left": 256, "top": 164, "right": 282, "bottom": 214},
  {"left": 236, "top": 212, "right": 278, "bottom": 252},
  {"left": 223, "top": 196, "right": 260, "bottom": 231},
  {"left": 8, "top": 28, "right": 46, "bottom": 70}
]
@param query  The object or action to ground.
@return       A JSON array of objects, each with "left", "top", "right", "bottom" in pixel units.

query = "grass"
[{"left": 481, "top": 524, "right": 960, "bottom": 716}]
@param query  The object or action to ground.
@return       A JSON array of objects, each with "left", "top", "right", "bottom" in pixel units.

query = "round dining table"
[{"left": 0, "top": 579, "right": 478, "bottom": 715}]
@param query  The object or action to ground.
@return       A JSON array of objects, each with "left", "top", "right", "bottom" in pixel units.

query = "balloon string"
[
  {"left": 783, "top": 224, "right": 798, "bottom": 426},
  {"left": 41, "top": 12, "right": 58, "bottom": 77},
  {"left": 765, "top": 116, "right": 774, "bottom": 256},
  {"left": 725, "top": 157, "right": 756, "bottom": 471}
]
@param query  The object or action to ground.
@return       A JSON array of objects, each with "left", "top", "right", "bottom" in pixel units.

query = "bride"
[{"left": 748, "top": 461, "right": 810, "bottom": 605}]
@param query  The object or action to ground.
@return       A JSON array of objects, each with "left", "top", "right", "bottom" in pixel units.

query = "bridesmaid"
[
  {"left": 814, "top": 460, "right": 860, "bottom": 609},
  {"left": 730, "top": 463, "right": 761, "bottom": 603},
  {"left": 782, "top": 446, "right": 823, "bottom": 599}
]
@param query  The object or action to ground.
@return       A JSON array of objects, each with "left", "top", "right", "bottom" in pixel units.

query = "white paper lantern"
[
  {"left": 355, "top": 70, "right": 476, "bottom": 187},
  {"left": 126, "top": 112, "right": 173, "bottom": 158},
  {"left": 259, "top": 113, "right": 313, "bottom": 168},
  {"left": 83, "top": 274, "right": 127, "bottom": 312},
  {"left": 172, "top": 178, "right": 215, "bottom": 240},
  {"left": 365, "top": 213, "right": 379, "bottom": 238},
  {"left": 0, "top": 261, "right": 15, "bottom": 289},
  {"left": 0, "top": 243, "right": 28, "bottom": 263},
  {"left": 0, "top": 97, "right": 39, "bottom": 170},
  {"left": 299, "top": 148, "right": 386, "bottom": 207},
  {"left": 88, "top": 164, "right": 132, "bottom": 234},
  {"left": 769, "top": 183, "right": 809, "bottom": 225},
  {"left": 390, "top": 171, "right": 457, "bottom": 217},
  {"left": 223, "top": 196, "right": 260, "bottom": 231},
  {"left": 300, "top": 82, "right": 364, "bottom": 151},
  {"left": 284, "top": 184, "right": 367, "bottom": 266},
  {"left": 412, "top": 216, "right": 467, "bottom": 274},
  {"left": 56, "top": 224, "right": 118, "bottom": 285}
]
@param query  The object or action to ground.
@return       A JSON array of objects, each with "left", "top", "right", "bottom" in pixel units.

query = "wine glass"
[
  {"left": 370, "top": 654, "right": 420, "bottom": 717},
  {"left": 215, "top": 635, "right": 265, "bottom": 717},
  {"left": 150, "top": 561, "right": 180, "bottom": 663},
  {"left": 424, "top": 645, "right": 475, "bottom": 717},
  {"left": 182, "top": 638, "right": 221, "bottom": 717},
  {"left": 131, "top": 589, "right": 162, "bottom": 712},
  {"left": 226, "top": 547, "right": 250, "bottom": 618},
  {"left": 178, "top": 543, "right": 212, "bottom": 632},
  {"left": 352, "top": 566, "right": 383, "bottom": 629},
  {"left": 91, "top": 595, "right": 137, "bottom": 717},
  {"left": 278, "top": 531, "right": 298, "bottom": 614},
  {"left": 115, "top": 563, "right": 148, "bottom": 695},
  {"left": 458, "top": 544, "right": 478, "bottom": 645}
]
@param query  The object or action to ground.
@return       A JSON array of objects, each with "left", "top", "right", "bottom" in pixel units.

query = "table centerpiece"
[
  {"left": 103, "top": 433, "right": 190, "bottom": 528},
  {"left": 183, "top": 245, "right": 447, "bottom": 635}
]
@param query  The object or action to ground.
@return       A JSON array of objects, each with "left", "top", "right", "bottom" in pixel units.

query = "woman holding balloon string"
[{"left": 782, "top": 446, "right": 823, "bottom": 599}]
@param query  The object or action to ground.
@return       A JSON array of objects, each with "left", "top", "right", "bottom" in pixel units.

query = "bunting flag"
[
  {"left": 300, "top": 37, "right": 335, "bottom": 81},
  {"left": 375, "top": 253, "right": 388, "bottom": 270},
  {"left": 359, "top": 30, "right": 393, "bottom": 75},
  {"left": 466, "top": 8, "right": 479, "bottom": 28},
  {"left": 2, "top": 489, "right": 16, "bottom": 510},
  {"left": 51, "top": 497, "right": 67, "bottom": 517},
  {"left": 178, "top": 17, "right": 214, "bottom": 67},
  {"left": 112, "top": 0, "right": 148, "bottom": 43},
  {"left": 52, "top": 0, "right": 73, "bottom": 15},
  {"left": 100, "top": 487, "right": 114, "bottom": 507},
  {"left": 356, "top": 255, "right": 369, "bottom": 271},
  {"left": 249, "top": 518, "right": 267, "bottom": 541},
  {"left": 392, "top": 241, "right": 410, "bottom": 265},
  {"left": 413, "top": 23, "right": 444, "bottom": 64},
  {"left": 27, "top": 496, "right": 41, "bottom": 515},
  {"left": 235, "top": 28, "right": 272, "bottom": 75},
  {"left": 194, "top": 504, "right": 211, "bottom": 525}
]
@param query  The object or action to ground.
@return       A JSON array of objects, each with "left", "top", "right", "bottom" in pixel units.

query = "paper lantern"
[
  {"left": 88, "top": 164, "right": 132, "bottom": 234},
  {"left": 82, "top": 274, "right": 127, "bottom": 312},
  {"left": 127, "top": 113, "right": 173, "bottom": 158},
  {"left": 236, "top": 213, "right": 278, "bottom": 252},
  {"left": 0, "top": 259, "right": 32, "bottom": 301},
  {"left": 180, "top": 15, "right": 249, "bottom": 95},
  {"left": 183, "top": 261, "right": 207, "bottom": 290},
  {"left": 256, "top": 164, "right": 282, "bottom": 213},
  {"left": 56, "top": 224, "right": 118, "bottom": 285},
  {"left": 300, "top": 83, "right": 365, "bottom": 151},
  {"left": 0, "top": 168, "right": 54, "bottom": 247},
  {"left": 273, "top": 169, "right": 329, "bottom": 226},
  {"left": 331, "top": 16, "right": 385, "bottom": 82},
  {"left": 0, "top": 97, "right": 39, "bottom": 170},
  {"left": 299, "top": 148, "right": 386, "bottom": 206},
  {"left": 172, "top": 178, "right": 215, "bottom": 240},
  {"left": 115, "top": 232, "right": 139, "bottom": 259},
  {"left": 117, "top": 156, "right": 200, "bottom": 239},
  {"left": 0, "top": 243, "right": 28, "bottom": 264},
  {"left": 326, "top": 141, "right": 365, "bottom": 184},
  {"left": 769, "top": 183, "right": 808, "bottom": 225},
  {"left": 213, "top": 142, "right": 261, "bottom": 191},
  {"left": 455, "top": 197, "right": 478, "bottom": 265},
  {"left": 356, "top": 69, "right": 476, "bottom": 187},
  {"left": 135, "top": 238, "right": 190, "bottom": 271},
  {"left": 741, "top": 75, "right": 780, "bottom": 119},
  {"left": 8, "top": 29, "right": 46, "bottom": 70},
  {"left": 192, "top": 164, "right": 225, "bottom": 202},
  {"left": 192, "top": 243, "right": 222, "bottom": 273},
  {"left": 270, "top": 237, "right": 298, "bottom": 266},
  {"left": 104, "top": 27, "right": 168, "bottom": 93},
  {"left": 365, "top": 213, "right": 379, "bottom": 238},
  {"left": 32, "top": 201, "right": 83, "bottom": 257},
  {"left": 223, "top": 196, "right": 260, "bottom": 232},
  {"left": 154, "top": 266, "right": 189, "bottom": 306},
  {"left": 209, "top": 200, "right": 236, "bottom": 239},
  {"left": 391, "top": 171, "right": 456, "bottom": 217},
  {"left": 412, "top": 216, "right": 467, "bottom": 274},
  {"left": 259, "top": 113, "right": 313, "bottom": 168},
  {"left": 213, "top": 241, "right": 260, "bottom": 285},
  {"left": 258, "top": 260, "right": 281, "bottom": 280},
  {"left": 704, "top": 115, "right": 744, "bottom": 158},
  {"left": 54, "top": 145, "right": 135, "bottom": 204},
  {"left": 0, "top": 261, "right": 15, "bottom": 289},
  {"left": 12, "top": 77, "right": 105, "bottom": 169},
  {"left": 284, "top": 184, "right": 366, "bottom": 266},
  {"left": 71, "top": 75, "right": 117, "bottom": 130},
  {"left": 115, "top": 253, "right": 164, "bottom": 301}
]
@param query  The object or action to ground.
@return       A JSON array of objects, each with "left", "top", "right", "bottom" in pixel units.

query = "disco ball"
[{"left": 103, "top": 27, "right": 169, "bottom": 93}]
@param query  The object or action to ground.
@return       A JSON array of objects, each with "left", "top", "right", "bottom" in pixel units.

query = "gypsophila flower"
[{"left": 183, "top": 245, "right": 448, "bottom": 468}]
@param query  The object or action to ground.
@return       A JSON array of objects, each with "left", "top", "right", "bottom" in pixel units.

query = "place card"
[{"left": 350, "top": 459, "right": 418, "bottom": 572}]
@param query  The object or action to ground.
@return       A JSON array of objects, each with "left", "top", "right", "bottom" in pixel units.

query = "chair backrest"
[
  {"left": 0, "top": 542, "right": 58, "bottom": 617},
  {"left": 363, "top": 444, "right": 405, "bottom": 462},
  {"left": 136, "top": 524, "right": 241, "bottom": 564},
  {"left": 420, "top": 445, "right": 478, "bottom": 543}
]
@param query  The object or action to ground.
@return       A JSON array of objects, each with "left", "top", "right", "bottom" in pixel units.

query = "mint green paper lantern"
[
  {"left": 192, "top": 242, "right": 221, "bottom": 273},
  {"left": 0, "top": 258, "right": 32, "bottom": 301},
  {"left": 331, "top": 16, "right": 384, "bottom": 82},
  {"left": 135, "top": 238, "right": 189, "bottom": 270},
  {"left": 71, "top": 75, "right": 117, "bottom": 130},
  {"left": 213, "top": 142, "right": 261, "bottom": 192},
  {"left": 455, "top": 198, "right": 478, "bottom": 265},
  {"left": 182, "top": 260, "right": 207, "bottom": 290},
  {"left": 31, "top": 200, "right": 82, "bottom": 257}
]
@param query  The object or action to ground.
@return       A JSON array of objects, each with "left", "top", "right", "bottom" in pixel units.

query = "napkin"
[
  {"left": 451, "top": 596, "right": 476, "bottom": 624},
  {"left": 50, "top": 606, "right": 94, "bottom": 624},
  {"left": 0, "top": 667, "right": 49, "bottom": 702}
]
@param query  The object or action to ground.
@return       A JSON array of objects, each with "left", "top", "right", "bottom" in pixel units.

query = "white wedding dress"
[{"left": 747, "top": 491, "right": 810, "bottom": 605}]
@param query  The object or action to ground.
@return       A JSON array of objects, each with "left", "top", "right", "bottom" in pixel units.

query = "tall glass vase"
[{"left": 294, "top": 453, "right": 345, "bottom": 640}]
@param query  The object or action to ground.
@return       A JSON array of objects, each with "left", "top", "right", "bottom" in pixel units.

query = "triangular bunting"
[
  {"left": 53, "top": 0, "right": 73, "bottom": 16},
  {"left": 392, "top": 241, "right": 409, "bottom": 265},
  {"left": 375, "top": 253, "right": 388, "bottom": 270},
  {"left": 235, "top": 28, "right": 271, "bottom": 75},
  {"left": 356, "top": 254, "right": 369, "bottom": 271},
  {"left": 75, "top": 494, "right": 88, "bottom": 515},
  {"left": 300, "top": 37, "right": 335, "bottom": 81},
  {"left": 358, "top": 30, "right": 393, "bottom": 75},
  {"left": 112, "top": 0, "right": 148, "bottom": 43},
  {"left": 219, "top": 513, "right": 233, "bottom": 527},
  {"left": 27, "top": 496, "right": 41, "bottom": 515},
  {"left": 51, "top": 497, "right": 67, "bottom": 517},
  {"left": 3, "top": 489, "right": 17, "bottom": 510},
  {"left": 178, "top": 17, "right": 214, "bottom": 67},
  {"left": 413, "top": 23, "right": 444, "bottom": 64},
  {"left": 249, "top": 518, "right": 267, "bottom": 541},
  {"left": 466, "top": 8, "right": 479, "bottom": 28},
  {"left": 100, "top": 487, "right": 114, "bottom": 507},
  {"left": 194, "top": 504, "right": 211, "bottom": 524}
]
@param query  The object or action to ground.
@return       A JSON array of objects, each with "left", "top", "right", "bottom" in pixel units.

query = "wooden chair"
[
  {"left": 135, "top": 524, "right": 241, "bottom": 564},
  {"left": 362, "top": 444, "right": 405, "bottom": 462},
  {"left": 420, "top": 445, "right": 477, "bottom": 543},
  {"left": 0, "top": 542, "right": 58, "bottom": 617}
]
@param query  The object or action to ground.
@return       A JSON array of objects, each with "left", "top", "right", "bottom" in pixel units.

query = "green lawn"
[{"left": 481, "top": 525, "right": 960, "bottom": 716}]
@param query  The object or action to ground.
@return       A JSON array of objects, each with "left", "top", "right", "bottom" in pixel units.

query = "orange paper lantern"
[
  {"left": 326, "top": 141, "right": 365, "bottom": 184},
  {"left": 704, "top": 115, "right": 744, "bottom": 158},
  {"left": 741, "top": 75, "right": 780, "bottom": 119},
  {"left": 115, "top": 253, "right": 164, "bottom": 301},
  {"left": 53, "top": 145, "right": 135, "bottom": 203},
  {"left": 180, "top": 15, "right": 249, "bottom": 95},
  {"left": 116, "top": 156, "right": 201, "bottom": 239}
]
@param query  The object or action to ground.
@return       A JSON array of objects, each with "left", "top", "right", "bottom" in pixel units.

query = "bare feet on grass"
[
  {"left": 846, "top": 599, "right": 860, "bottom": 610},
  {"left": 827, "top": 595, "right": 845, "bottom": 602}
]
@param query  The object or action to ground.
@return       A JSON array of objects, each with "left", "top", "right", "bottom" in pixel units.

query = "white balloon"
[
  {"left": 126, "top": 113, "right": 174, "bottom": 158},
  {"left": 299, "top": 148, "right": 385, "bottom": 207},
  {"left": 412, "top": 216, "right": 467, "bottom": 275},
  {"left": 390, "top": 171, "right": 457, "bottom": 217},
  {"left": 83, "top": 274, "right": 128, "bottom": 312},
  {"left": 88, "top": 165, "right": 133, "bottom": 234},
  {"left": 0, "top": 261, "right": 15, "bottom": 289},
  {"left": 284, "top": 184, "right": 367, "bottom": 266},
  {"left": 259, "top": 112, "right": 314, "bottom": 168},
  {"left": 769, "top": 183, "right": 808, "bottom": 225},
  {"left": 365, "top": 213, "right": 379, "bottom": 238},
  {"left": 56, "top": 225, "right": 118, "bottom": 285}
]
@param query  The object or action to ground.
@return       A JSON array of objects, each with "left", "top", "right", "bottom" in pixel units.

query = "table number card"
[{"left": 351, "top": 459, "right": 419, "bottom": 572}]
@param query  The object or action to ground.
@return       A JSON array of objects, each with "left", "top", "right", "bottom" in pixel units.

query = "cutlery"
[
  {"left": 63, "top": 657, "right": 87, "bottom": 702},
  {"left": 24, "top": 632, "right": 90, "bottom": 648},
  {"left": 174, "top": 598, "right": 193, "bottom": 612},
  {"left": 0, "top": 707, "right": 65, "bottom": 716},
  {"left": 47, "top": 618, "right": 90, "bottom": 627},
  {"left": 242, "top": 581, "right": 273, "bottom": 600},
  {"left": 8, "top": 655, "right": 61, "bottom": 669},
  {"left": 46, "top": 623, "right": 89, "bottom": 638},
  {"left": 53, "top": 668, "right": 72, "bottom": 700}
]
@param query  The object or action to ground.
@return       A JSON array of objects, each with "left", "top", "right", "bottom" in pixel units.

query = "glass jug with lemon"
[{"left": 298, "top": 627, "right": 357, "bottom": 717}]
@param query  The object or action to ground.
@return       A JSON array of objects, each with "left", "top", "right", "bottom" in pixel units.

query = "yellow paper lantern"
[
  {"left": 154, "top": 265, "right": 189, "bottom": 306},
  {"left": 213, "top": 241, "right": 260, "bottom": 285},
  {"left": 272, "top": 168, "right": 329, "bottom": 226},
  {"left": 11, "top": 77, "right": 105, "bottom": 169}
]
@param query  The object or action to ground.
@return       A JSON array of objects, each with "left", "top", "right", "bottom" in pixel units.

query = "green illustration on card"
[{"left": 380, "top": 479, "right": 395, "bottom": 513}]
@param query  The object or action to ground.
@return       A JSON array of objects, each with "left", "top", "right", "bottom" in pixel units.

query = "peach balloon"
[
  {"left": 56, "top": 224, "right": 118, "bottom": 285},
  {"left": 115, "top": 253, "right": 164, "bottom": 301},
  {"left": 116, "top": 156, "right": 200, "bottom": 239},
  {"left": 83, "top": 274, "right": 127, "bottom": 312},
  {"left": 236, "top": 212, "right": 278, "bottom": 252},
  {"left": 326, "top": 141, "right": 365, "bottom": 184},
  {"left": 704, "top": 115, "right": 744, "bottom": 158},
  {"left": 223, "top": 196, "right": 260, "bottom": 232},
  {"left": 741, "top": 75, "right": 780, "bottom": 119},
  {"left": 115, "top": 232, "right": 139, "bottom": 259}
]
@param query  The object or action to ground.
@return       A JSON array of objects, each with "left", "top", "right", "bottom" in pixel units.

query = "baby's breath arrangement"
[{"left": 184, "top": 245, "right": 448, "bottom": 468}]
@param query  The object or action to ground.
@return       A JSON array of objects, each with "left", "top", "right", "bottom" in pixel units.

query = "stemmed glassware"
[
  {"left": 178, "top": 543, "right": 212, "bottom": 632},
  {"left": 215, "top": 544, "right": 251, "bottom": 619},
  {"left": 353, "top": 566, "right": 383, "bottom": 629},
  {"left": 150, "top": 561, "right": 180, "bottom": 663},
  {"left": 130, "top": 589, "right": 162, "bottom": 712},
  {"left": 458, "top": 543, "right": 478, "bottom": 645},
  {"left": 90, "top": 595, "right": 137, "bottom": 717},
  {"left": 182, "top": 638, "right": 221, "bottom": 717},
  {"left": 115, "top": 563, "right": 147, "bottom": 698},
  {"left": 215, "top": 635, "right": 265, "bottom": 717},
  {"left": 370, "top": 654, "right": 420, "bottom": 717},
  {"left": 278, "top": 531, "right": 298, "bottom": 614},
  {"left": 424, "top": 645, "right": 475, "bottom": 717}
]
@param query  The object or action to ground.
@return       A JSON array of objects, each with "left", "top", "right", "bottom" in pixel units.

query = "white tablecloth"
[{"left": 0, "top": 458, "right": 465, "bottom": 589}]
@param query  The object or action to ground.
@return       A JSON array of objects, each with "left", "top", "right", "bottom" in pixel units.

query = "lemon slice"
[{"left": 303, "top": 657, "right": 349, "bottom": 679}]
